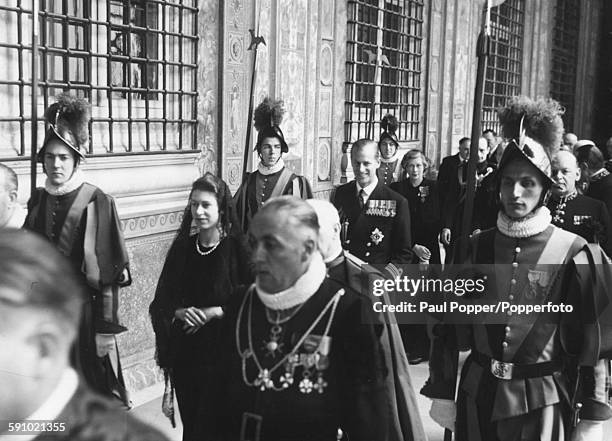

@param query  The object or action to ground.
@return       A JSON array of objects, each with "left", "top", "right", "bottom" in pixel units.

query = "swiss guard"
[
  {"left": 377, "top": 114, "right": 403, "bottom": 186},
  {"left": 233, "top": 97, "right": 312, "bottom": 233},
  {"left": 24, "top": 94, "right": 132, "bottom": 406},
  {"left": 423, "top": 96, "right": 612, "bottom": 441}
]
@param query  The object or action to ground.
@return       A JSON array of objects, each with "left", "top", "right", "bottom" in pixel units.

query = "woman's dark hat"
[
  {"left": 253, "top": 97, "right": 288, "bottom": 153},
  {"left": 37, "top": 94, "right": 90, "bottom": 163}
]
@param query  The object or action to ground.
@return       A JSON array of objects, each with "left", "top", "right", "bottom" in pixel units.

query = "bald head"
[
  {"left": 0, "top": 164, "right": 19, "bottom": 228},
  {"left": 551, "top": 150, "right": 580, "bottom": 197},
  {"left": 306, "top": 199, "right": 342, "bottom": 261},
  {"left": 562, "top": 133, "right": 578, "bottom": 150}
]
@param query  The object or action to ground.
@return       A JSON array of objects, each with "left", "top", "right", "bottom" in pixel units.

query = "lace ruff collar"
[
  {"left": 257, "top": 158, "right": 285, "bottom": 176},
  {"left": 44, "top": 169, "right": 85, "bottom": 196},
  {"left": 497, "top": 206, "right": 552, "bottom": 238}
]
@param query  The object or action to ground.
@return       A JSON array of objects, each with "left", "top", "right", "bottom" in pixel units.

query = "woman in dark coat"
[
  {"left": 391, "top": 149, "right": 442, "bottom": 364},
  {"left": 391, "top": 149, "right": 442, "bottom": 265},
  {"left": 149, "top": 173, "right": 253, "bottom": 441}
]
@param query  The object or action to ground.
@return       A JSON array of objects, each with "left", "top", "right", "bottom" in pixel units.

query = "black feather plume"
[
  {"left": 253, "top": 97, "right": 285, "bottom": 132},
  {"left": 497, "top": 96, "right": 564, "bottom": 155},
  {"left": 45, "top": 93, "right": 91, "bottom": 147},
  {"left": 381, "top": 114, "right": 399, "bottom": 135}
]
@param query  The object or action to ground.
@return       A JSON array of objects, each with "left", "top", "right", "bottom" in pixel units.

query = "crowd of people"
[{"left": 1, "top": 92, "right": 612, "bottom": 441}]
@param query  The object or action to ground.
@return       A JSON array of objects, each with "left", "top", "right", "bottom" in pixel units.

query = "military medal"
[
  {"left": 370, "top": 228, "right": 384, "bottom": 245},
  {"left": 236, "top": 287, "right": 344, "bottom": 393},
  {"left": 418, "top": 185, "right": 429, "bottom": 203}
]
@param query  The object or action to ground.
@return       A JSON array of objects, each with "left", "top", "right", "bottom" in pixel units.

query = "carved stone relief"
[
  {"left": 320, "top": 43, "right": 333, "bottom": 86},
  {"left": 196, "top": 0, "right": 220, "bottom": 176},
  {"left": 317, "top": 140, "right": 331, "bottom": 181}
]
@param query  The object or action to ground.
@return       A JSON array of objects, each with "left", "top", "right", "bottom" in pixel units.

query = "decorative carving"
[
  {"left": 319, "top": 89, "right": 332, "bottom": 137},
  {"left": 229, "top": 74, "right": 244, "bottom": 155},
  {"left": 120, "top": 211, "right": 183, "bottom": 239},
  {"left": 196, "top": 0, "right": 220, "bottom": 176},
  {"left": 321, "top": 0, "right": 334, "bottom": 40},
  {"left": 228, "top": 159, "right": 243, "bottom": 190},
  {"left": 320, "top": 44, "right": 333, "bottom": 86},
  {"left": 430, "top": 58, "right": 439, "bottom": 92},
  {"left": 116, "top": 234, "right": 175, "bottom": 363},
  {"left": 318, "top": 140, "right": 331, "bottom": 181},
  {"left": 428, "top": 93, "right": 439, "bottom": 132},
  {"left": 229, "top": 32, "right": 245, "bottom": 64}
]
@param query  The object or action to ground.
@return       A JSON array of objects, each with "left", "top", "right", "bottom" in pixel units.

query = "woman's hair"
[
  {"left": 400, "top": 149, "right": 430, "bottom": 176},
  {"left": 176, "top": 173, "right": 238, "bottom": 239}
]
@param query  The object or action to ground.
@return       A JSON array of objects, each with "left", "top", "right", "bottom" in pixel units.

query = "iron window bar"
[
  {"left": 482, "top": 0, "right": 525, "bottom": 134},
  {"left": 0, "top": 0, "right": 198, "bottom": 161},
  {"left": 345, "top": 0, "right": 424, "bottom": 146},
  {"left": 550, "top": 0, "right": 579, "bottom": 132}
]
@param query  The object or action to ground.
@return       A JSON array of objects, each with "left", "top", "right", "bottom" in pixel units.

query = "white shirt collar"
[
  {"left": 356, "top": 179, "right": 378, "bottom": 199},
  {"left": 0, "top": 368, "right": 79, "bottom": 441}
]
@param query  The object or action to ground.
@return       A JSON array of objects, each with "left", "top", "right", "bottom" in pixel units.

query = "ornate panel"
[
  {"left": 196, "top": 0, "right": 220, "bottom": 176},
  {"left": 317, "top": 139, "right": 331, "bottom": 182},
  {"left": 278, "top": 0, "right": 308, "bottom": 175},
  {"left": 319, "top": 89, "right": 333, "bottom": 137},
  {"left": 225, "top": 71, "right": 249, "bottom": 158},
  {"left": 221, "top": 0, "right": 255, "bottom": 191},
  {"left": 120, "top": 211, "right": 184, "bottom": 239},
  {"left": 116, "top": 233, "right": 175, "bottom": 360}
]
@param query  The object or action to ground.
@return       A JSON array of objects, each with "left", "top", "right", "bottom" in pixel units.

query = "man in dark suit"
[
  {"left": 437, "top": 137, "right": 470, "bottom": 202},
  {"left": 0, "top": 230, "right": 168, "bottom": 441},
  {"left": 332, "top": 139, "right": 412, "bottom": 274},
  {"left": 576, "top": 141, "right": 612, "bottom": 217},
  {"left": 547, "top": 150, "right": 612, "bottom": 256}
]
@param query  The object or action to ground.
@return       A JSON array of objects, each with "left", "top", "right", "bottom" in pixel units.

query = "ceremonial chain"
[
  {"left": 235, "top": 286, "right": 344, "bottom": 392},
  {"left": 263, "top": 303, "right": 306, "bottom": 356},
  {"left": 195, "top": 235, "right": 222, "bottom": 256},
  {"left": 551, "top": 191, "right": 577, "bottom": 224}
]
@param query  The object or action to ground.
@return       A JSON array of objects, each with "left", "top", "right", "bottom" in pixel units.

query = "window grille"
[
  {"left": 482, "top": 0, "right": 525, "bottom": 133},
  {"left": 345, "top": 0, "right": 424, "bottom": 145},
  {"left": 0, "top": 0, "right": 198, "bottom": 160},
  {"left": 550, "top": 0, "right": 579, "bottom": 131}
]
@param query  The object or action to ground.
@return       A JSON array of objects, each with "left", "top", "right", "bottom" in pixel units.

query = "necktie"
[{"left": 359, "top": 189, "right": 366, "bottom": 209}]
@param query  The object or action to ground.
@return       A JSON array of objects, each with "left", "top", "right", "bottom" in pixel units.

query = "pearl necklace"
[{"left": 195, "top": 235, "right": 221, "bottom": 256}]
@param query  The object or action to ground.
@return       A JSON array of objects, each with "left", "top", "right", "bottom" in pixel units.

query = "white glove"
[
  {"left": 571, "top": 420, "right": 603, "bottom": 441},
  {"left": 429, "top": 398, "right": 456, "bottom": 432}
]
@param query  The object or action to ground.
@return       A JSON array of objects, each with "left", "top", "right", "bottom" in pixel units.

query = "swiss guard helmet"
[
  {"left": 37, "top": 94, "right": 90, "bottom": 163},
  {"left": 497, "top": 96, "right": 565, "bottom": 187},
  {"left": 379, "top": 114, "right": 399, "bottom": 149},
  {"left": 253, "top": 97, "right": 289, "bottom": 154}
]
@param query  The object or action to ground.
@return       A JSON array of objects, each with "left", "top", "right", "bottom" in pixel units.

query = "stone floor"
[
  {"left": 130, "top": 357, "right": 612, "bottom": 441},
  {"left": 129, "top": 360, "right": 446, "bottom": 441}
]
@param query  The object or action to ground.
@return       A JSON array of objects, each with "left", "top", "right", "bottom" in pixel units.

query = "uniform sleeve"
[
  {"left": 420, "top": 323, "right": 460, "bottom": 400},
  {"left": 563, "top": 249, "right": 612, "bottom": 420},
  {"left": 390, "top": 195, "right": 413, "bottom": 264}
]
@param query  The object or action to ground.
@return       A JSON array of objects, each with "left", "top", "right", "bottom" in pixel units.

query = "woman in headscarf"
[{"left": 150, "top": 173, "right": 253, "bottom": 441}]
